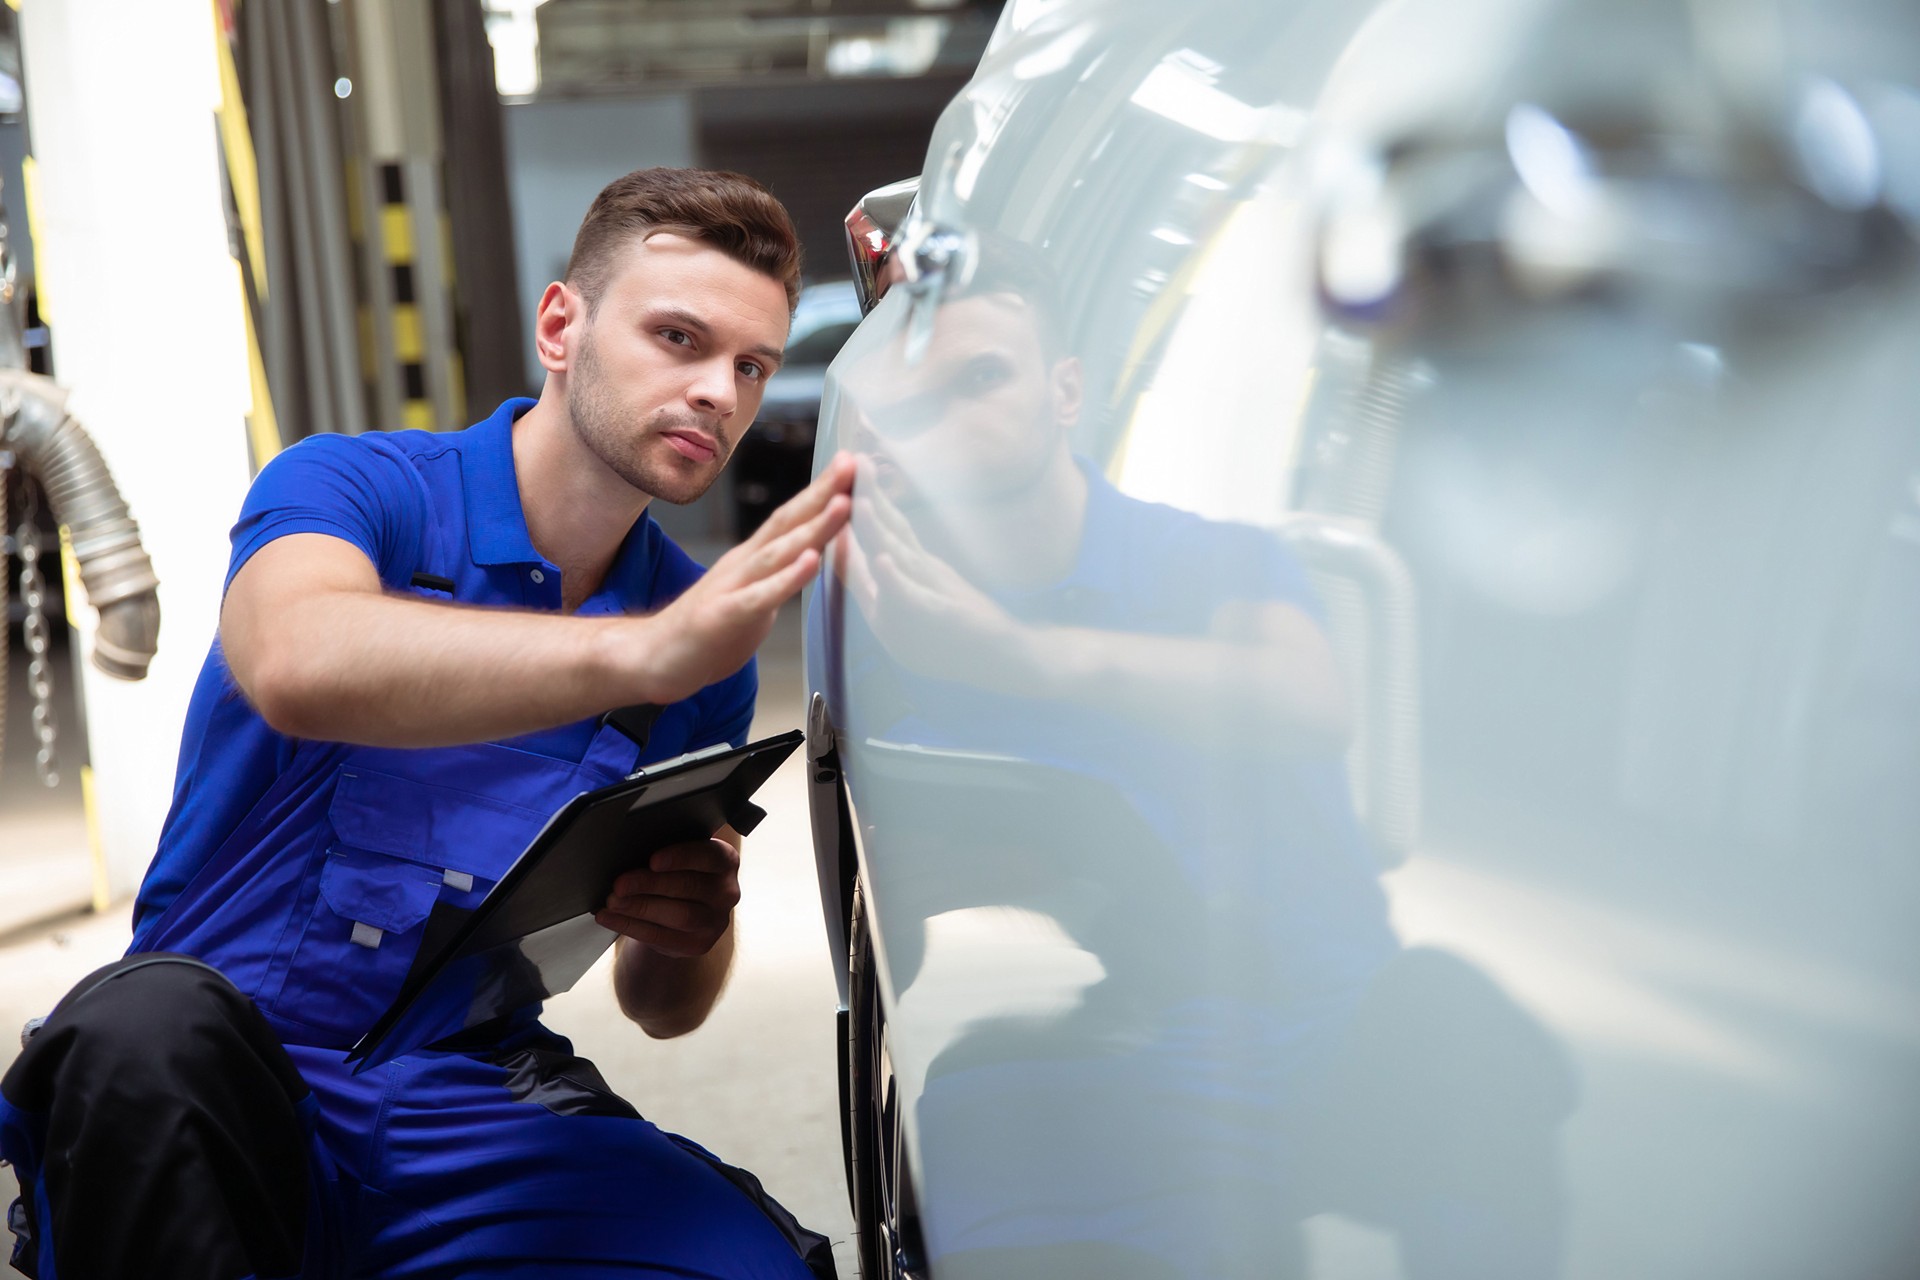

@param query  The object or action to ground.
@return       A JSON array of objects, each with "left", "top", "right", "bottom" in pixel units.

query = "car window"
[{"left": 783, "top": 319, "right": 860, "bottom": 367}]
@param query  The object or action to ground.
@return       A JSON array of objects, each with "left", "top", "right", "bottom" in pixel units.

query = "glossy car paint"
[{"left": 805, "top": 0, "right": 1920, "bottom": 1275}]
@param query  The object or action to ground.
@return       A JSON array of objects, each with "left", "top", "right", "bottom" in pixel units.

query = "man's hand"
[
  {"left": 835, "top": 456, "right": 1352, "bottom": 754},
  {"left": 594, "top": 837, "right": 739, "bottom": 958},
  {"left": 602, "top": 829, "right": 744, "bottom": 1038},
  {"left": 634, "top": 452, "right": 856, "bottom": 705},
  {"left": 837, "top": 467, "right": 1029, "bottom": 690}
]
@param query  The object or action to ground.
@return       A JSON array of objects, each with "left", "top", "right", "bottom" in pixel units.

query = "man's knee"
[
  {"left": 5, "top": 954, "right": 305, "bottom": 1115},
  {"left": 3, "top": 955, "right": 315, "bottom": 1280}
]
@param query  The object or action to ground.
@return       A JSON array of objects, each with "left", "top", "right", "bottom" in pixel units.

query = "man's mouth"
[{"left": 661, "top": 429, "right": 719, "bottom": 463}]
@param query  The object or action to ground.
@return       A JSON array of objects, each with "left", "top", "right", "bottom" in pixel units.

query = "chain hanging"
[
  {"left": 0, "top": 446, "right": 9, "bottom": 788},
  {"left": 16, "top": 479, "right": 59, "bottom": 788}
]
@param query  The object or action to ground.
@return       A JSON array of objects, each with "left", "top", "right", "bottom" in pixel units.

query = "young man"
[{"left": 1, "top": 168, "right": 853, "bottom": 1279}]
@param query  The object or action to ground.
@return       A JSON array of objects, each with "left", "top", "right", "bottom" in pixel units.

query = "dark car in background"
[{"left": 730, "top": 279, "right": 863, "bottom": 538}]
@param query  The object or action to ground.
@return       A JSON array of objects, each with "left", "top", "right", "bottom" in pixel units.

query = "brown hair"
[{"left": 565, "top": 167, "right": 803, "bottom": 313}]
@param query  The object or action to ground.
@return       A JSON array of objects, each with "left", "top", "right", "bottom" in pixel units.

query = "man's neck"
[{"left": 512, "top": 391, "right": 649, "bottom": 610}]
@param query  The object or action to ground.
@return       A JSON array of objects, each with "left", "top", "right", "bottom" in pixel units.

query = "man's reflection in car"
[{"left": 826, "top": 243, "right": 1576, "bottom": 1280}]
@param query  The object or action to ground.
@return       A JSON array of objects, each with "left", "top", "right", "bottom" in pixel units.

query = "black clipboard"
[{"left": 346, "top": 730, "right": 803, "bottom": 1071}]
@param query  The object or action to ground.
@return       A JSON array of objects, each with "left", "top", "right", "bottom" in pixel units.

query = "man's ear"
[
  {"left": 534, "top": 282, "right": 578, "bottom": 374},
  {"left": 1050, "top": 355, "right": 1084, "bottom": 431}
]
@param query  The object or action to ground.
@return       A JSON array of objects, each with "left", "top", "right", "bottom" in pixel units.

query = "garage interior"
[{"left": 0, "top": 3, "right": 999, "bottom": 1266}]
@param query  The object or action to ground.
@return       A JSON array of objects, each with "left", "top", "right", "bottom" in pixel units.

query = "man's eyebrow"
[{"left": 650, "top": 306, "right": 785, "bottom": 369}]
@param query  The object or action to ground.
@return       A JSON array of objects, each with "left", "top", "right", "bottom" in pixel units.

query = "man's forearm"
[
  {"left": 232, "top": 587, "right": 673, "bottom": 748},
  {"left": 1008, "top": 622, "right": 1352, "bottom": 755},
  {"left": 612, "top": 929, "right": 736, "bottom": 1038}
]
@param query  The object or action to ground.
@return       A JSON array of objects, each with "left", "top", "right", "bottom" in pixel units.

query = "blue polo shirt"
[
  {"left": 843, "top": 460, "right": 1397, "bottom": 1000},
  {"left": 131, "top": 398, "right": 757, "bottom": 947}
]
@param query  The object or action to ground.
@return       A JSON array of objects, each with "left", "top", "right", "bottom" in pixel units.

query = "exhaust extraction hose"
[{"left": 0, "top": 368, "right": 160, "bottom": 679}]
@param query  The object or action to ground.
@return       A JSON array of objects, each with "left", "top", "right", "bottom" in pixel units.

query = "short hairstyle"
[
  {"left": 952, "top": 230, "right": 1068, "bottom": 362},
  {"left": 565, "top": 167, "right": 803, "bottom": 312}
]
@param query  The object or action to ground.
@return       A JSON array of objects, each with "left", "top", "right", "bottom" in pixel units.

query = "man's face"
[
  {"left": 565, "top": 232, "right": 789, "bottom": 505},
  {"left": 846, "top": 293, "right": 1072, "bottom": 508}
]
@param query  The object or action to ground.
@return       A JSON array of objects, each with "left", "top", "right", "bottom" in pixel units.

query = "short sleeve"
[
  {"left": 225, "top": 434, "right": 429, "bottom": 591},
  {"left": 1151, "top": 510, "right": 1328, "bottom": 627}
]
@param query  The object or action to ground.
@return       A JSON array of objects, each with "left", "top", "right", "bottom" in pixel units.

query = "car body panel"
[{"left": 805, "top": 1, "right": 1920, "bottom": 1275}]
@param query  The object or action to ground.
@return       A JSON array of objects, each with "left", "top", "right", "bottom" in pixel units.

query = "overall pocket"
[
  {"left": 265, "top": 768, "right": 541, "bottom": 1047},
  {"left": 272, "top": 847, "right": 445, "bottom": 1045}
]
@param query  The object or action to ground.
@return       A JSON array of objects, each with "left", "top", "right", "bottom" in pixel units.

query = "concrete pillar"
[{"left": 19, "top": 0, "right": 257, "bottom": 900}]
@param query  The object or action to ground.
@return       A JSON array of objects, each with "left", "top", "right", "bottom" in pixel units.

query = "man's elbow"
[
  {"left": 618, "top": 981, "right": 719, "bottom": 1039},
  {"left": 631, "top": 1004, "right": 713, "bottom": 1040},
  {"left": 229, "top": 644, "right": 334, "bottom": 739}
]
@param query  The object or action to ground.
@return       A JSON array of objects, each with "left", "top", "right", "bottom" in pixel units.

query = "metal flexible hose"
[{"left": 0, "top": 368, "right": 160, "bottom": 679}]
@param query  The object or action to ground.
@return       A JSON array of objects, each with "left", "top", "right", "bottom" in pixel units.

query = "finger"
[
  {"left": 746, "top": 493, "right": 851, "bottom": 581},
  {"left": 727, "top": 546, "right": 823, "bottom": 618},
  {"left": 853, "top": 495, "right": 919, "bottom": 573},
  {"left": 649, "top": 838, "right": 738, "bottom": 875},
  {"left": 593, "top": 912, "right": 725, "bottom": 958},
  {"left": 609, "top": 872, "right": 740, "bottom": 912},
  {"left": 861, "top": 480, "right": 921, "bottom": 549},
  {"left": 610, "top": 842, "right": 733, "bottom": 896},
  {"left": 858, "top": 508, "right": 941, "bottom": 593},
  {"left": 743, "top": 453, "right": 856, "bottom": 547},
  {"left": 597, "top": 893, "right": 716, "bottom": 934}
]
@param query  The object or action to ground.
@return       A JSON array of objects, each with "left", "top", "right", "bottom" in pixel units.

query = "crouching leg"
[{"left": 1, "top": 954, "right": 316, "bottom": 1280}]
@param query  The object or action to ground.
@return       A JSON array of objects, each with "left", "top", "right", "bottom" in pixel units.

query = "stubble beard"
[{"left": 567, "top": 327, "right": 731, "bottom": 506}]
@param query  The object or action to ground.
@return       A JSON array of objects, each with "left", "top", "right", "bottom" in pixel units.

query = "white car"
[{"left": 802, "top": 2, "right": 1920, "bottom": 1277}]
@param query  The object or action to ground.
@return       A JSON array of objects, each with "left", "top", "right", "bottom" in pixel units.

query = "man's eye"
[
  {"left": 662, "top": 328, "right": 692, "bottom": 347},
  {"left": 955, "top": 355, "right": 1013, "bottom": 396},
  {"left": 737, "top": 361, "right": 766, "bottom": 381}
]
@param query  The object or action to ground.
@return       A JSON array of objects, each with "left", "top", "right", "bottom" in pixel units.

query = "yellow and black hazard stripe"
[
  {"left": 378, "top": 162, "right": 436, "bottom": 433},
  {"left": 210, "top": 0, "right": 281, "bottom": 471}
]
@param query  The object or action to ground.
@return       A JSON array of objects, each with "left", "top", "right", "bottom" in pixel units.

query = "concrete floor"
[{"left": 0, "top": 602, "right": 859, "bottom": 1274}]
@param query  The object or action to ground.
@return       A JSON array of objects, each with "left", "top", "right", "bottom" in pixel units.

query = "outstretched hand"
[
  {"left": 637, "top": 452, "right": 855, "bottom": 705},
  {"left": 836, "top": 459, "right": 1027, "bottom": 689}
]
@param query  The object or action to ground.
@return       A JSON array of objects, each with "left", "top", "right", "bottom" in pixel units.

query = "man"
[{"left": 1, "top": 168, "right": 853, "bottom": 1279}]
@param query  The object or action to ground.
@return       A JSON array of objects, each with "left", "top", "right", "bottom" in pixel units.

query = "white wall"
[
  {"left": 502, "top": 93, "right": 735, "bottom": 544},
  {"left": 502, "top": 93, "right": 695, "bottom": 386},
  {"left": 20, "top": 0, "right": 257, "bottom": 899}
]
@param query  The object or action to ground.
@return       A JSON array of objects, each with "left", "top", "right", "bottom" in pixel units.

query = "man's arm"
[
  {"left": 597, "top": 825, "right": 744, "bottom": 1037},
  {"left": 839, "top": 486, "right": 1350, "bottom": 755},
  {"left": 221, "top": 455, "right": 854, "bottom": 747}
]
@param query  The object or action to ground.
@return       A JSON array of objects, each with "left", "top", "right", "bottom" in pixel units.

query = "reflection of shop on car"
[{"left": 730, "top": 279, "right": 862, "bottom": 538}]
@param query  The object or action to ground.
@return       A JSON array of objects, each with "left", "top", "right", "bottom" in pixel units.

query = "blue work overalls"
[
  {"left": 127, "top": 715, "right": 822, "bottom": 1279},
  {"left": 3, "top": 407, "right": 825, "bottom": 1279}
]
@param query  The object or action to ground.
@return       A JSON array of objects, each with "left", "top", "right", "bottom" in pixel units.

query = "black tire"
[{"left": 847, "top": 882, "right": 929, "bottom": 1280}]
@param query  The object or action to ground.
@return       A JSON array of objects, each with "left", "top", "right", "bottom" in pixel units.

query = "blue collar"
[
  {"left": 459, "top": 397, "right": 668, "bottom": 609},
  {"left": 460, "top": 397, "right": 545, "bottom": 568}
]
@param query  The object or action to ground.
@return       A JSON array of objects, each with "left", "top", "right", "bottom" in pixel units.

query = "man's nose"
[{"left": 686, "top": 358, "right": 737, "bottom": 419}]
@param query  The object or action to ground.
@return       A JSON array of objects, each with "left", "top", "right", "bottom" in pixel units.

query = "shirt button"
[{"left": 530, "top": 569, "right": 546, "bottom": 584}]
